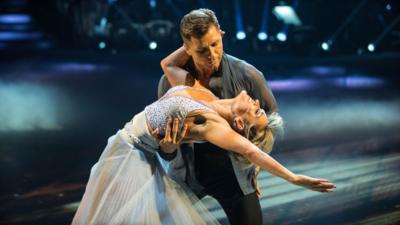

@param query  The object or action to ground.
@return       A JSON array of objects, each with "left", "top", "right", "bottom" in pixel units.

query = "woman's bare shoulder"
[{"left": 185, "top": 110, "right": 229, "bottom": 140}]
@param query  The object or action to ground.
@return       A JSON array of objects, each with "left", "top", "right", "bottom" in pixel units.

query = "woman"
[{"left": 72, "top": 84, "right": 335, "bottom": 225}]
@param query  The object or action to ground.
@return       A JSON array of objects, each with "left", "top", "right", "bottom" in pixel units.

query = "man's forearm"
[{"left": 160, "top": 46, "right": 191, "bottom": 86}]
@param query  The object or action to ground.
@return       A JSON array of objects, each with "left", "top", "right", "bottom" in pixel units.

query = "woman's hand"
[
  {"left": 291, "top": 174, "right": 336, "bottom": 193},
  {"left": 151, "top": 117, "right": 188, "bottom": 154}
]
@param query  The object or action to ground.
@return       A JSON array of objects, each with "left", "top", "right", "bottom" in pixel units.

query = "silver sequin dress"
[
  {"left": 145, "top": 85, "right": 214, "bottom": 136},
  {"left": 72, "top": 85, "right": 220, "bottom": 225}
]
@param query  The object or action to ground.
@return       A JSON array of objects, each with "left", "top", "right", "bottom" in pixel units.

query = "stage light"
[
  {"left": 258, "top": 0, "right": 270, "bottom": 42},
  {"left": 277, "top": 32, "right": 287, "bottom": 42},
  {"left": 236, "top": 31, "right": 246, "bottom": 40},
  {"left": 149, "top": 41, "right": 157, "bottom": 50},
  {"left": 234, "top": 0, "right": 246, "bottom": 40},
  {"left": 386, "top": 4, "right": 391, "bottom": 11},
  {"left": 367, "top": 43, "right": 375, "bottom": 52},
  {"left": 324, "top": 0, "right": 367, "bottom": 52},
  {"left": 107, "top": 0, "right": 118, "bottom": 4},
  {"left": 0, "top": 14, "right": 31, "bottom": 24},
  {"left": 95, "top": 17, "right": 108, "bottom": 35},
  {"left": 98, "top": 41, "right": 106, "bottom": 49},
  {"left": 149, "top": 0, "right": 156, "bottom": 9},
  {"left": 258, "top": 32, "right": 268, "bottom": 41},
  {"left": 0, "top": 31, "right": 41, "bottom": 41},
  {"left": 100, "top": 17, "right": 107, "bottom": 27},
  {"left": 321, "top": 42, "right": 329, "bottom": 51},
  {"left": 273, "top": 5, "right": 302, "bottom": 26}
]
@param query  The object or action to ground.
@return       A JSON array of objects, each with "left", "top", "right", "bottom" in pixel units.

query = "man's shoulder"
[
  {"left": 224, "top": 54, "right": 263, "bottom": 82},
  {"left": 224, "top": 53, "right": 247, "bottom": 66},
  {"left": 224, "top": 53, "right": 260, "bottom": 74}
]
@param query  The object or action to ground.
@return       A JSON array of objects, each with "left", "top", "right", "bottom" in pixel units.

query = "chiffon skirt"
[{"left": 71, "top": 131, "right": 220, "bottom": 225}]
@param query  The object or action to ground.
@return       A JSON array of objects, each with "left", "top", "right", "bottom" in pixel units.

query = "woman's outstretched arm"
[
  {"left": 160, "top": 46, "right": 191, "bottom": 86},
  {"left": 191, "top": 112, "right": 336, "bottom": 193}
]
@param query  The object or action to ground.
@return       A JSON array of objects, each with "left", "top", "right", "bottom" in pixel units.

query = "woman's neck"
[
  {"left": 178, "top": 86, "right": 234, "bottom": 122},
  {"left": 209, "top": 99, "right": 234, "bottom": 122}
]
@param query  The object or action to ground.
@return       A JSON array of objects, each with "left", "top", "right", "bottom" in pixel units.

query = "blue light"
[
  {"left": 234, "top": 0, "right": 246, "bottom": 41},
  {"left": 99, "top": 41, "right": 106, "bottom": 49},
  {"left": 386, "top": 4, "right": 391, "bottom": 11},
  {"left": 367, "top": 43, "right": 375, "bottom": 52},
  {"left": 0, "top": 31, "right": 41, "bottom": 41},
  {"left": 236, "top": 31, "right": 246, "bottom": 40},
  {"left": 0, "top": 24, "right": 30, "bottom": 31},
  {"left": 108, "top": 0, "right": 118, "bottom": 4},
  {"left": 276, "top": 32, "right": 287, "bottom": 42},
  {"left": 257, "top": 32, "right": 268, "bottom": 41},
  {"left": 149, "top": 0, "right": 156, "bottom": 8},
  {"left": 273, "top": 5, "right": 302, "bottom": 26},
  {"left": 36, "top": 41, "right": 52, "bottom": 49},
  {"left": 321, "top": 42, "right": 329, "bottom": 51},
  {"left": 0, "top": 14, "right": 31, "bottom": 24},
  {"left": 149, "top": 41, "right": 157, "bottom": 50},
  {"left": 100, "top": 17, "right": 107, "bottom": 27}
]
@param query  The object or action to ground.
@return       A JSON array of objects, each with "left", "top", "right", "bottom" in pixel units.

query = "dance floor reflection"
[{"left": 0, "top": 55, "right": 399, "bottom": 225}]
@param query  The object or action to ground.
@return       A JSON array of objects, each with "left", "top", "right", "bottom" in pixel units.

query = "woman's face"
[{"left": 231, "top": 91, "right": 268, "bottom": 131}]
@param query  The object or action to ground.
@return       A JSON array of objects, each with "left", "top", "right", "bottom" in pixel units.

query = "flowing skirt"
[{"left": 72, "top": 131, "right": 220, "bottom": 225}]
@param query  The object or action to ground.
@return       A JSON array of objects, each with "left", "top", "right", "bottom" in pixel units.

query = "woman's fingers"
[
  {"left": 311, "top": 178, "right": 329, "bottom": 184},
  {"left": 311, "top": 181, "right": 336, "bottom": 192},
  {"left": 317, "top": 182, "right": 336, "bottom": 188},
  {"left": 296, "top": 175, "right": 336, "bottom": 192},
  {"left": 314, "top": 188, "right": 334, "bottom": 193}
]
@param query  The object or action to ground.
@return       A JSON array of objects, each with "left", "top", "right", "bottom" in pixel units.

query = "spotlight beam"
[
  {"left": 258, "top": 0, "right": 271, "bottom": 38},
  {"left": 329, "top": 0, "right": 368, "bottom": 42},
  {"left": 234, "top": 0, "right": 245, "bottom": 39},
  {"left": 164, "top": 0, "right": 183, "bottom": 19},
  {"left": 112, "top": 4, "right": 150, "bottom": 43},
  {"left": 374, "top": 14, "right": 400, "bottom": 46}
]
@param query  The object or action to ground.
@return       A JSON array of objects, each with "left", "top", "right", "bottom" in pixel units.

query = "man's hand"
[
  {"left": 253, "top": 166, "right": 262, "bottom": 198},
  {"left": 151, "top": 117, "right": 188, "bottom": 154}
]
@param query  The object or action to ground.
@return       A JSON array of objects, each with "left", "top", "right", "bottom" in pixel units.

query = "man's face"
[{"left": 185, "top": 25, "right": 224, "bottom": 75}]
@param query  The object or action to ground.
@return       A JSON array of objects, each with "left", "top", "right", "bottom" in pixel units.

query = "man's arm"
[
  {"left": 243, "top": 64, "right": 278, "bottom": 113},
  {"left": 158, "top": 75, "right": 171, "bottom": 99},
  {"left": 160, "top": 46, "right": 191, "bottom": 86}
]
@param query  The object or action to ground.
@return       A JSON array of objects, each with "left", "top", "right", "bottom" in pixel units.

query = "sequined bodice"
[{"left": 144, "top": 86, "right": 215, "bottom": 136}]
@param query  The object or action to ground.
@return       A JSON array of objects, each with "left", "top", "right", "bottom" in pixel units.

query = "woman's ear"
[{"left": 233, "top": 117, "right": 245, "bottom": 131}]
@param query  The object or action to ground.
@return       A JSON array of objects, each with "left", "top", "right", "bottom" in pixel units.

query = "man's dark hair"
[{"left": 180, "top": 8, "right": 220, "bottom": 43}]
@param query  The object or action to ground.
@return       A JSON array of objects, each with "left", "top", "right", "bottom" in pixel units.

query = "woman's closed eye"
[
  {"left": 255, "top": 108, "right": 260, "bottom": 117},
  {"left": 256, "top": 108, "right": 265, "bottom": 117}
]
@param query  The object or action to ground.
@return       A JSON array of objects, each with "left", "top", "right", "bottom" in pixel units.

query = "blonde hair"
[
  {"left": 245, "top": 124, "right": 275, "bottom": 153},
  {"left": 235, "top": 112, "right": 283, "bottom": 162}
]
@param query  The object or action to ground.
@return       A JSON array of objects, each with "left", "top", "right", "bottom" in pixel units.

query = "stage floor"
[{"left": 1, "top": 52, "right": 399, "bottom": 225}]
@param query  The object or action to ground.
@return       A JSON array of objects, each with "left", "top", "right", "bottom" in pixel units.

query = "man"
[{"left": 158, "top": 9, "right": 278, "bottom": 225}]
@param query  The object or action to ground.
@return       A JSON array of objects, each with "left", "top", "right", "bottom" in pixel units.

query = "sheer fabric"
[{"left": 72, "top": 112, "right": 220, "bottom": 225}]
